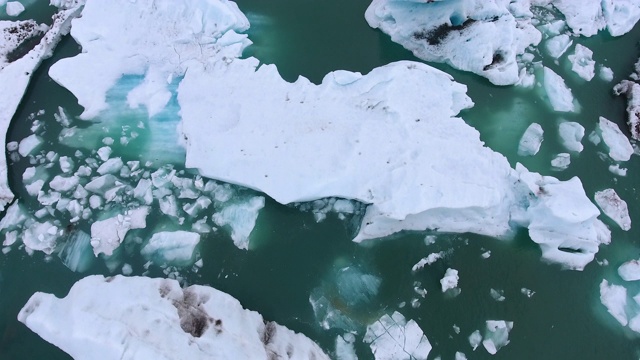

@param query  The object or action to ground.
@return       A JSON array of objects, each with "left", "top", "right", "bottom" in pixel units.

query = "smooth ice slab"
[
  {"left": 542, "top": 67, "right": 576, "bottom": 113},
  {"left": 364, "top": 311, "right": 431, "bottom": 360},
  {"left": 594, "top": 188, "right": 631, "bottom": 231},
  {"left": 141, "top": 231, "right": 200, "bottom": 266},
  {"left": 558, "top": 121, "right": 585, "bottom": 153},
  {"left": 18, "top": 275, "right": 329, "bottom": 360},
  {"left": 618, "top": 260, "right": 640, "bottom": 281}
]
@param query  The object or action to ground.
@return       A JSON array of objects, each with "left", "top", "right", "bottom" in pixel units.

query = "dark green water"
[{"left": 2, "top": 0, "right": 640, "bottom": 359}]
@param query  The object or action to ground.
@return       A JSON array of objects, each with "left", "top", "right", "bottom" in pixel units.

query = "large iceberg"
[
  {"left": 18, "top": 275, "right": 330, "bottom": 360},
  {"left": 0, "top": 1, "right": 84, "bottom": 211},
  {"left": 47, "top": 0, "right": 610, "bottom": 270}
]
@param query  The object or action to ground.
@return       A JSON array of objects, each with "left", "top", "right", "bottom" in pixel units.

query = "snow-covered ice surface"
[
  {"left": 0, "top": 1, "right": 84, "bottom": 211},
  {"left": 37, "top": 0, "right": 611, "bottom": 271},
  {"left": 18, "top": 275, "right": 330, "bottom": 360},
  {"left": 594, "top": 189, "right": 631, "bottom": 231},
  {"left": 364, "top": 311, "right": 431, "bottom": 360}
]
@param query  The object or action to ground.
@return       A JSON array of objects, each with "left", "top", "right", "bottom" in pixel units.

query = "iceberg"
[
  {"left": 364, "top": 311, "right": 431, "bottom": 360},
  {"left": 542, "top": 67, "right": 576, "bottom": 112},
  {"left": 482, "top": 320, "right": 513, "bottom": 355},
  {"left": 47, "top": 0, "right": 611, "bottom": 270},
  {"left": 558, "top": 121, "right": 584, "bottom": 153},
  {"left": 364, "top": 0, "right": 541, "bottom": 85},
  {"left": 568, "top": 44, "right": 595, "bottom": 81},
  {"left": 517, "top": 123, "right": 544, "bottom": 156},
  {"left": 0, "top": 1, "right": 84, "bottom": 211},
  {"left": 90, "top": 206, "right": 149, "bottom": 256},
  {"left": 441, "top": 268, "right": 460, "bottom": 293},
  {"left": 597, "top": 117, "right": 634, "bottom": 161},
  {"left": 141, "top": 231, "right": 200, "bottom": 267},
  {"left": 618, "top": 260, "right": 640, "bottom": 281},
  {"left": 614, "top": 58, "right": 640, "bottom": 140},
  {"left": 18, "top": 275, "right": 329, "bottom": 360},
  {"left": 594, "top": 188, "right": 631, "bottom": 231}
]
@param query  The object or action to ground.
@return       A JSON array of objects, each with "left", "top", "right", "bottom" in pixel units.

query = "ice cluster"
[{"left": 19, "top": 275, "right": 330, "bottom": 360}]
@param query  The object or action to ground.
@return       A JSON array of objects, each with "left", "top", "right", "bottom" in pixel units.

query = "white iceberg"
[
  {"left": 518, "top": 123, "right": 544, "bottom": 156},
  {"left": 542, "top": 67, "right": 576, "bottom": 112},
  {"left": 552, "top": 0, "right": 640, "bottom": 37},
  {"left": 364, "top": 311, "right": 431, "bottom": 360},
  {"left": 18, "top": 275, "right": 329, "bottom": 360},
  {"left": 90, "top": 206, "right": 149, "bottom": 256},
  {"left": 597, "top": 116, "right": 634, "bottom": 161},
  {"left": 47, "top": 0, "right": 610, "bottom": 270},
  {"left": 599, "top": 279, "right": 628, "bottom": 326},
  {"left": 558, "top": 121, "right": 585, "bottom": 153},
  {"left": 5, "top": 1, "right": 25, "bottom": 17},
  {"left": 545, "top": 34, "right": 572, "bottom": 59},
  {"left": 364, "top": 0, "right": 541, "bottom": 85},
  {"left": 594, "top": 188, "right": 631, "bottom": 231},
  {"left": 618, "top": 260, "right": 640, "bottom": 281},
  {"left": 441, "top": 268, "right": 460, "bottom": 293},
  {"left": 568, "top": 44, "right": 595, "bottom": 81}
]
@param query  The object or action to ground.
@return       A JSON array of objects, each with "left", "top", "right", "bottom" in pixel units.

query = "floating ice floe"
[
  {"left": 441, "top": 268, "right": 460, "bottom": 293},
  {"left": 45, "top": 0, "right": 611, "bottom": 271},
  {"left": 364, "top": 311, "right": 431, "bottom": 360},
  {"left": 335, "top": 333, "right": 358, "bottom": 360},
  {"left": 364, "top": 0, "right": 541, "bottom": 85},
  {"left": 141, "top": 231, "right": 200, "bottom": 267},
  {"left": 542, "top": 67, "right": 577, "bottom": 112},
  {"left": 545, "top": 34, "right": 572, "bottom": 59},
  {"left": 5, "top": 1, "right": 25, "bottom": 17},
  {"left": 599, "top": 65, "right": 614, "bottom": 81},
  {"left": 518, "top": 123, "right": 544, "bottom": 156},
  {"left": 412, "top": 252, "right": 444, "bottom": 272},
  {"left": 594, "top": 189, "right": 631, "bottom": 231},
  {"left": 614, "top": 57, "right": 640, "bottom": 140},
  {"left": 599, "top": 279, "right": 629, "bottom": 326},
  {"left": 212, "top": 196, "right": 264, "bottom": 250},
  {"left": 482, "top": 320, "right": 513, "bottom": 355},
  {"left": 19, "top": 275, "right": 330, "bottom": 360},
  {"left": 0, "top": 1, "right": 84, "bottom": 211},
  {"left": 551, "top": 153, "right": 571, "bottom": 171},
  {"left": 618, "top": 260, "right": 640, "bottom": 281},
  {"left": 90, "top": 206, "right": 149, "bottom": 256},
  {"left": 568, "top": 44, "right": 595, "bottom": 81},
  {"left": 558, "top": 121, "right": 585, "bottom": 153},
  {"left": 468, "top": 330, "right": 482, "bottom": 351},
  {"left": 597, "top": 117, "right": 634, "bottom": 161}
]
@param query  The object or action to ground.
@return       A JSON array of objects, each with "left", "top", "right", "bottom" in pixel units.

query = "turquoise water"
[{"left": 2, "top": 0, "right": 640, "bottom": 359}]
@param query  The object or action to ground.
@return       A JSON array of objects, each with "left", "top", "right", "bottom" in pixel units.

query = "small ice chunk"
[
  {"left": 618, "top": 260, "right": 640, "bottom": 281},
  {"left": 482, "top": 320, "right": 513, "bottom": 355},
  {"left": 440, "top": 268, "right": 459, "bottom": 293},
  {"left": 490, "top": 289, "right": 506, "bottom": 302},
  {"left": 481, "top": 251, "right": 491, "bottom": 259},
  {"left": 6, "top": 141, "right": 18, "bottom": 152},
  {"left": 468, "top": 330, "right": 482, "bottom": 351},
  {"left": 588, "top": 130, "right": 601, "bottom": 145},
  {"left": 121, "top": 263, "right": 133, "bottom": 275},
  {"left": 18, "top": 135, "right": 43, "bottom": 157},
  {"left": 520, "top": 288, "right": 535, "bottom": 298},
  {"left": 26, "top": 180, "right": 45, "bottom": 196},
  {"left": 558, "top": 122, "right": 585, "bottom": 153},
  {"left": 22, "top": 221, "right": 59, "bottom": 254},
  {"left": 551, "top": 153, "right": 571, "bottom": 170},
  {"left": 59, "top": 156, "right": 74, "bottom": 173},
  {"left": 599, "top": 280, "right": 628, "bottom": 326},
  {"left": 518, "top": 123, "right": 544, "bottom": 156},
  {"left": 212, "top": 196, "right": 265, "bottom": 250},
  {"left": 598, "top": 117, "right": 634, "bottom": 161},
  {"left": 412, "top": 252, "right": 443, "bottom": 272},
  {"left": 568, "top": 44, "right": 595, "bottom": 81},
  {"left": 97, "top": 158, "right": 123, "bottom": 175},
  {"left": 6, "top": 1, "right": 25, "bottom": 16},
  {"left": 89, "top": 195, "right": 102, "bottom": 209},
  {"left": 545, "top": 34, "right": 572, "bottom": 59},
  {"left": 364, "top": 312, "right": 431, "bottom": 360},
  {"left": 599, "top": 65, "right": 614, "bottom": 82},
  {"left": 336, "top": 266, "right": 381, "bottom": 306},
  {"left": 609, "top": 164, "right": 627, "bottom": 176},
  {"left": 97, "top": 146, "right": 112, "bottom": 161},
  {"left": 595, "top": 188, "right": 631, "bottom": 231},
  {"left": 141, "top": 231, "right": 200, "bottom": 267},
  {"left": 48, "top": 175, "right": 80, "bottom": 193},
  {"left": 543, "top": 67, "right": 576, "bottom": 113},
  {"left": 85, "top": 175, "right": 120, "bottom": 196}
]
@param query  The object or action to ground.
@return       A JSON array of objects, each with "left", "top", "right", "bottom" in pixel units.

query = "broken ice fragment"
[
  {"left": 141, "top": 231, "right": 200, "bottom": 267},
  {"left": 594, "top": 188, "right": 631, "bottom": 231},
  {"left": 543, "top": 67, "right": 576, "bottom": 113},
  {"left": 468, "top": 330, "right": 482, "bottom": 351},
  {"left": 618, "top": 260, "right": 640, "bottom": 281},
  {"left": 18, "top": 134, "right": 43, "bottom": 157},
  {"left": 598, "top": 117, "right": 634, "bottom": 161},
  {"left": 558, "top": 122, "right": 585, "bottom": 153},
  {"left": 568, "top": 44, "right": 595, "bottom": 81},
  {"left": 517, "top": 123, "right": 544, "bottom": 156},
  {"left": 482, "top": 320, "right": 513, "bottom": 355},
  {"left": 440, "top": 268, "right": 459, "bottom": 293},
  {"left": 551, "top": 153, "right": 571, "bottom": 171},
  {"left": 599, "top": 279, "right": 628, "bottom": 326},
  {"left": 90, "top": 207, "right": 149, "bottom": 256},
  {"left": 212, "top": 196, "right": 264, "bottom": 250},
  {"left": 6, "top": 1, "right": 25, "bottom": 17},
  {"left": 364, "top": 311, "right": 431, "bottom": 360}
]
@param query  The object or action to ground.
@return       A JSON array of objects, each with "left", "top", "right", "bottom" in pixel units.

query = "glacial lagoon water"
[{"left": 2, "top": 0, "right": 640, "bottom": 359}]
